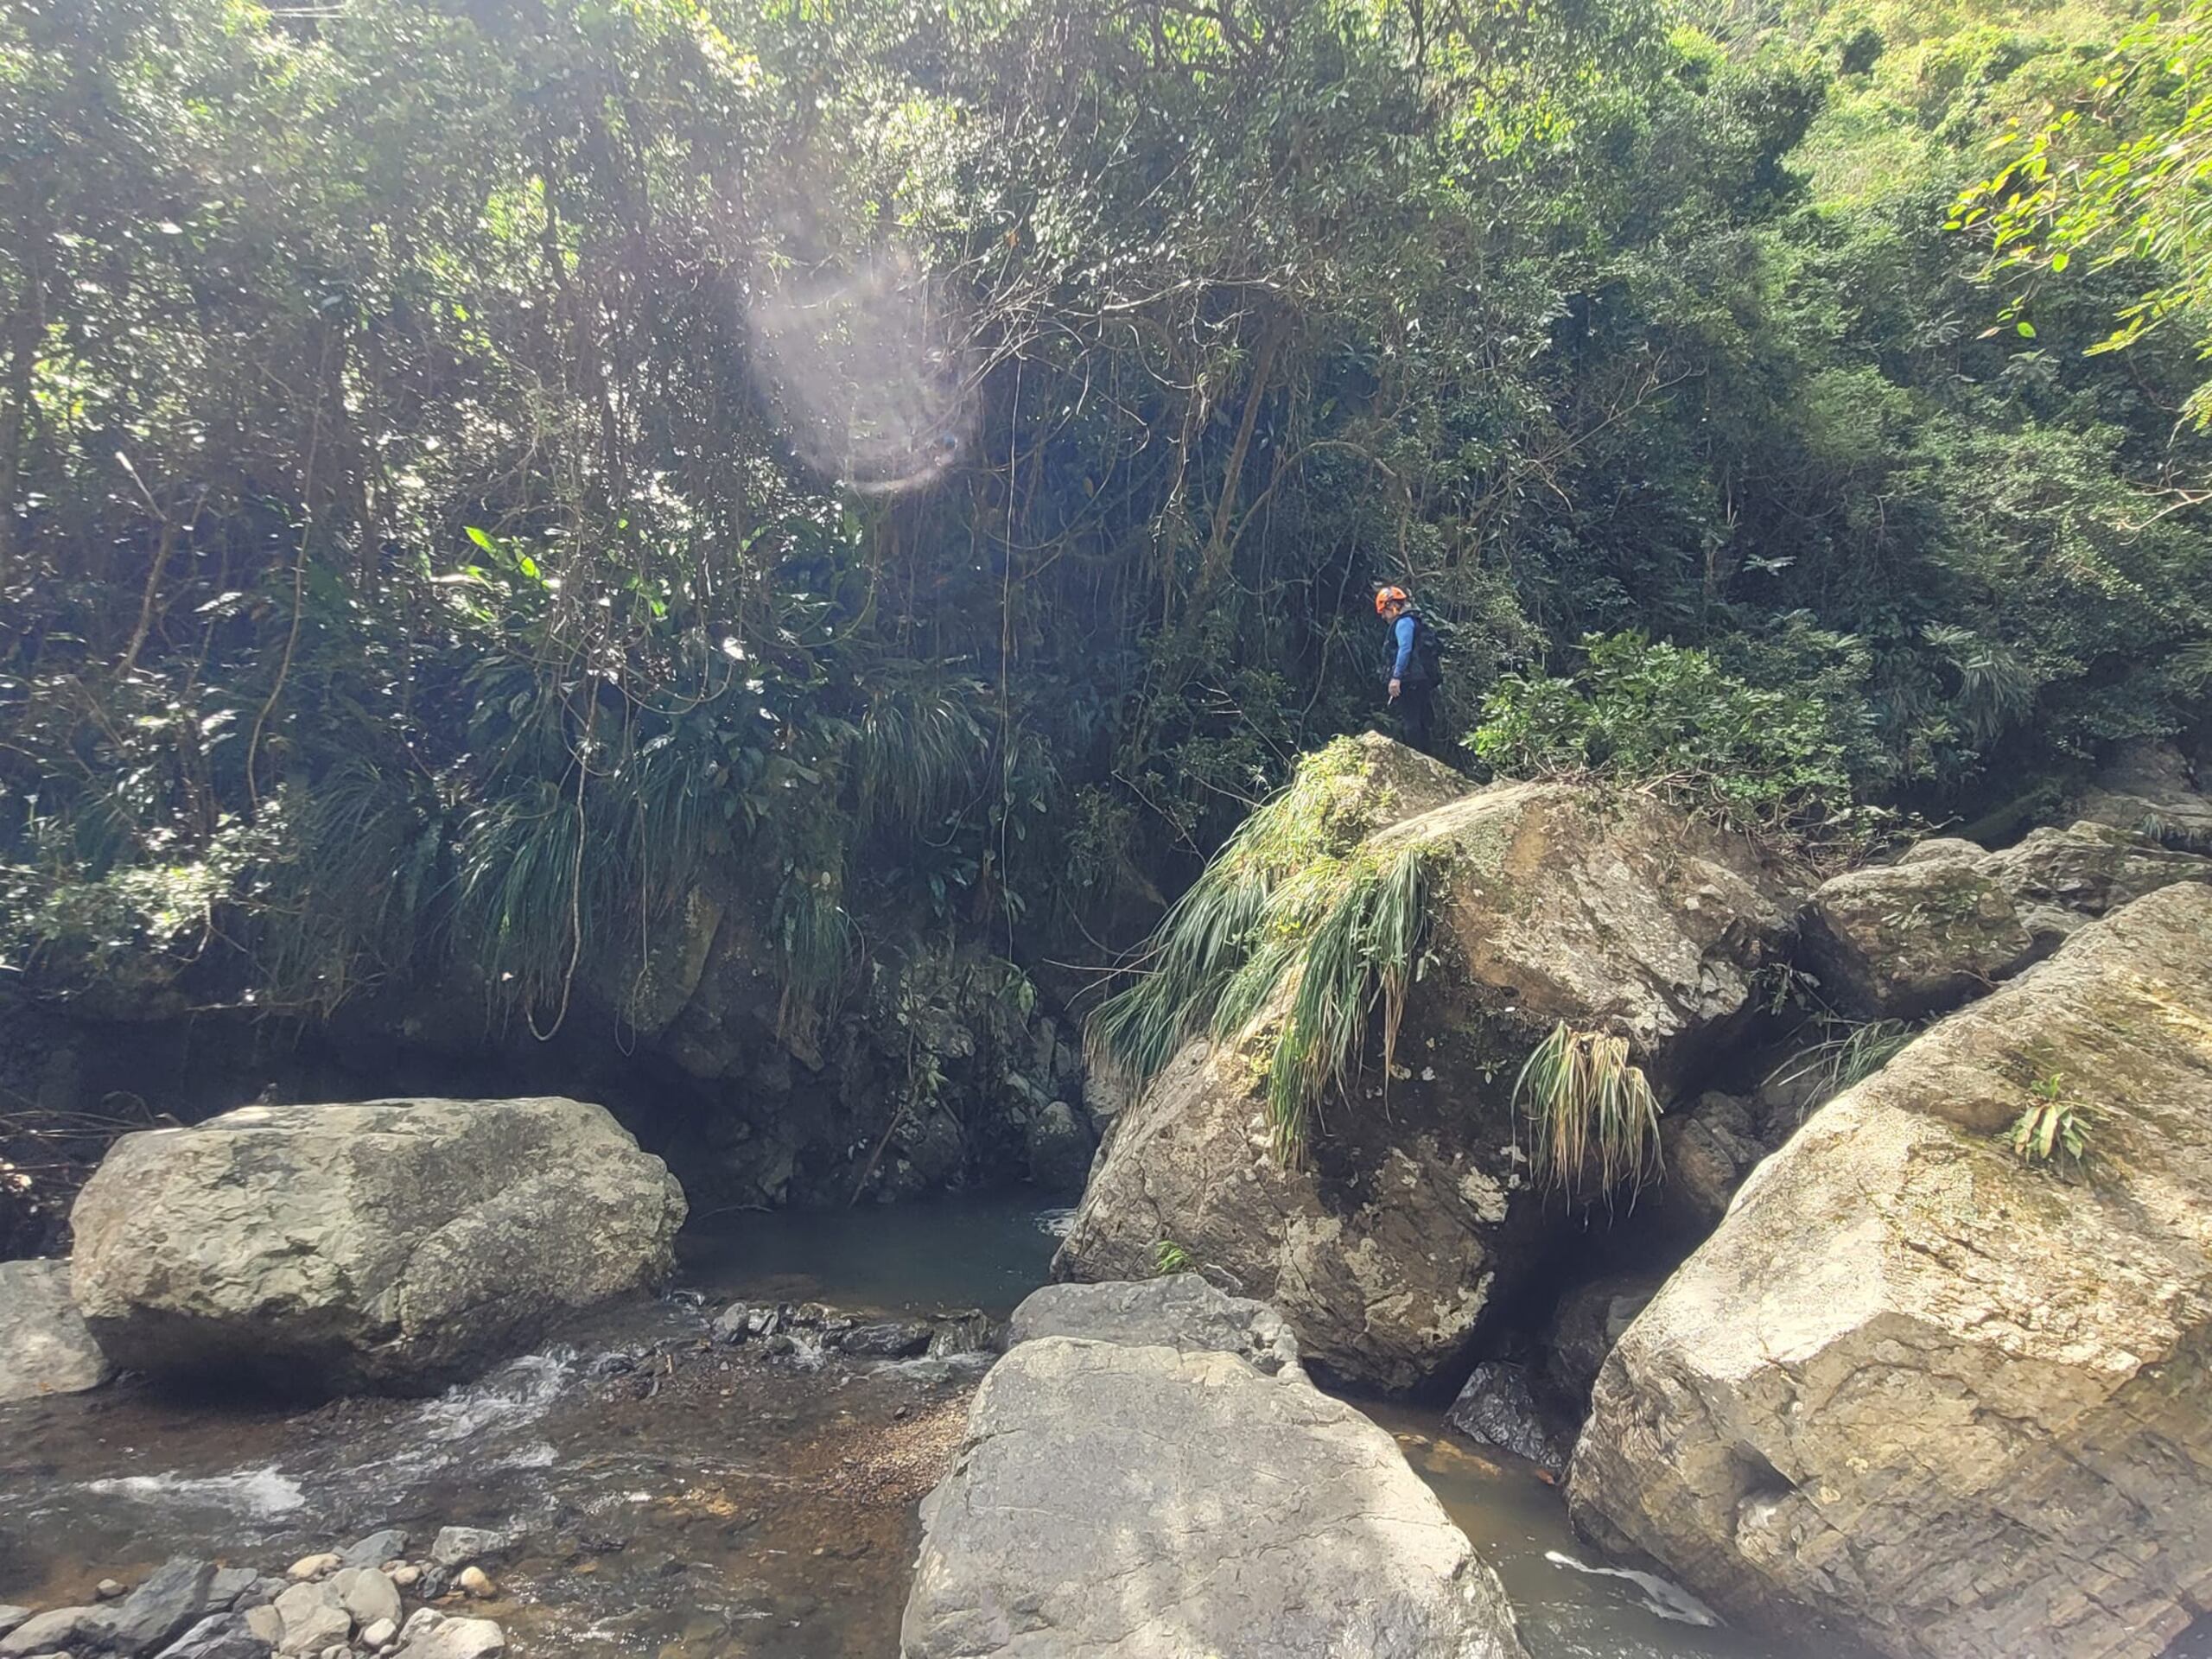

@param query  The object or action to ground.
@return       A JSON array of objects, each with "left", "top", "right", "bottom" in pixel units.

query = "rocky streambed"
[
  {"left": 0, "top": 1199, "right": 1054, "bottom": 1659},
  {"left": 3, "top": 1195, "right": 1795, "bottom": 1659}
]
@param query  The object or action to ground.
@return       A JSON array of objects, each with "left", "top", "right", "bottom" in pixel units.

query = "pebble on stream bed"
[{"left": 0, "top": 1529, "right": 518, "bottom": 1659}]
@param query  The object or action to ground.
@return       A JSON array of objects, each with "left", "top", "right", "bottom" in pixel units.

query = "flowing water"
[
  {"left": 3, "top": 1196, "right": 1832, "bottom": 1657},
  {"left": 1364, "top": 1404, "right": 1815, "bottom": 1659}
]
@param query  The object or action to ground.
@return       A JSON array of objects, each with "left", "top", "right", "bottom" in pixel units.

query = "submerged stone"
[
  {"left": 1443, "top": 1360, "right": 1570, "bottom": 1472},
  {"left": 833, "top": 1320, "right": 932, "bottom": 1358}
]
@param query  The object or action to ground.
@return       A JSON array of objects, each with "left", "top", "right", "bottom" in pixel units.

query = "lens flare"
[{"left": 746, "top": 251, "right": 975, "bottom": 495}]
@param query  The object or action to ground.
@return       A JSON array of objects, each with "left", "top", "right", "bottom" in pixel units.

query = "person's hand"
[{"left": 1388, "top": 678, "right": 1401, "bottom": 702}]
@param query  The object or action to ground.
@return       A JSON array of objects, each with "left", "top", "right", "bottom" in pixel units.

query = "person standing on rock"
[{"left": 1376, "top": 586, "right": 1441, "bottom": 754}]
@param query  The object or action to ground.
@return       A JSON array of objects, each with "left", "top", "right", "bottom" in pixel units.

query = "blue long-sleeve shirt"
[{"left": 1390, "top": 613, "right": 1417, "bottom": 682}]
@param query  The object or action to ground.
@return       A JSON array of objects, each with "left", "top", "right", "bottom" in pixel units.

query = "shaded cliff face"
[
  {"left": 1567, "top": 882, "right": 2212, "bottom": 1659},
  {"left": 1056, "top": 743, "right": 1801, "bottom": 1393},
  {"left": 1, "top": 902, "right": 1089, "bottom": 1250}
]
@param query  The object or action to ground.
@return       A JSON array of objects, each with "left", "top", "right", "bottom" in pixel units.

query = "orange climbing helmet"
[{"left": 1374, "top": 585, "right": 1410, "bottom": 614}]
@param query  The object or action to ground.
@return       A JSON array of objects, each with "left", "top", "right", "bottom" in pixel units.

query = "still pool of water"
[
  {"left": 3, "top": 1197, "right": 1823, "bottom": 1657},
  {"left": 677, "top": 1194, "right": 1072, "bottom": 1318}
]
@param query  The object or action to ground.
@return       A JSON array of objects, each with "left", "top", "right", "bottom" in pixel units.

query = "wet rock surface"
[
  {"left": 68, "top": 1097, "right": 688, "bottom": 1395},
  {"left": 1057, "top": 739, "right": 1799, "bottom": 1392},
  {"left": 0, "top": 1531, "right": 529, "bottom": 1659},
  {"left": 903, "top": 1333, "right": 1530, "bottom": 1659},
  {"left": 1443, "top": 1361, "right": 1571, "bottom": 1475},
  {"left": 0, "top": 1259, "right": 112, "bottom": 1403},
  {"left": 0, "top": 1203, "right": 1065, "bottom": 1659},
  {"left": 1539, "top": 1273, "right": 1661, "bottom": 1408},
  {"left": 1568, "top": 884, "right": 2212, "bottom": 1659},
  {"left": 708, "top": 1298, "right": 1002, "bottom": 1362}
]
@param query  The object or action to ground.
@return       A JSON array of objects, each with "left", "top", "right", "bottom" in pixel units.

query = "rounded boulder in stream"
[{"left": 68, "top": 1095, "right": 687, "bottom": 1395}]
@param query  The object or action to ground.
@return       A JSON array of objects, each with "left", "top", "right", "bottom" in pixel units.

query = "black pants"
[{"left": 1395, "top": 680, "right": 1436, "bottom": 754}]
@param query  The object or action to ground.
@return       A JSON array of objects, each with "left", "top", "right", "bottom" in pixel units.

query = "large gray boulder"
[
  {"left": 1006, "top": 1273, "right": 1301, "bottom": 1374},
  {"left": 2075, "top": 738, "right": 2212, "bottom": 847},
  {"left": 1798, "top": 855, "right": 2036, "bottom": 1017},
  {"left": 1058, "top": 741, "right": 1798, "bottom": 1391},
  {"left": 1802, "top": 818, "right": 2212, "bottom": 1017},
  {"left": 1976, "top": 818, "right": 2212, "bottom": 944},
  {"left": 71, "top": 1096, "right": 685, "bottom": 1393},
  {"left": 1567, "top": 883, "right": 2212, "bottom": 1659},
  {"left": 901, "top": 1336, "right": 1529, "bottom": 1659},
  {"left": 0, "top": 1257, "right": 112, "bottom": 1402}
]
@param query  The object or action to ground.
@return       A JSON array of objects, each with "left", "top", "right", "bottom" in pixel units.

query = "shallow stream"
[{"left": 3, "top": 1197, "right": 1816, "bottom": 1657}]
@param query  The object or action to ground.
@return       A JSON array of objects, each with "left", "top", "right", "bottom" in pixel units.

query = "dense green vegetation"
[
  {"left": 1470, "top": 631, "right": 1872, "bottom": 842},
  {"left": 1961, "top": 0, "right": 2212, "bottom": 428},
  {"left": 1087, "top": 734, "right": 1435, "bottom": 1160},
  {"left": 2, "top": 0, "right": 2208, "bottom": 1050}
]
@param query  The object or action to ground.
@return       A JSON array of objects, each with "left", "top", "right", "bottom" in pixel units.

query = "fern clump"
[
  {"left": 1513, "top": 1022, "right": 1665, "bottom": 1204},
  {"left": 1087, "top": 738, "right": 1442, "bottom": 1163}
]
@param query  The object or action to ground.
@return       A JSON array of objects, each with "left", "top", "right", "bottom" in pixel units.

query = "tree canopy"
[{"left": 2, "top": 0, "right": 2207, "bottom": 1040}]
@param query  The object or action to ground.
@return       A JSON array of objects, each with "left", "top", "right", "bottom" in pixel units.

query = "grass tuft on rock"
[
  {"left": 1086, "top": 738, "right": 1439, "bottom": 1163},
  {"left": 1513, "top": 1022, "right": 1664, "bottom": 1204},
  {"left": 1764, "top": 1015, "right": 1917, "bottom": 1116}
]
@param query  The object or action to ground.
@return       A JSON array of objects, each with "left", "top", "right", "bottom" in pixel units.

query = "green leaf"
[
  {"left": 465, "top": 525, "right": 497, "bottom": 553},
  {"left": 2016, "top": 321, "right": 2038, "bottom": 338}
]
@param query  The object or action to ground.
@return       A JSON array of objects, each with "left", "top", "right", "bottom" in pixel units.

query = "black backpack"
[{"left": 1400, "top": 607, "right": 1453, "bottom": 687}]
